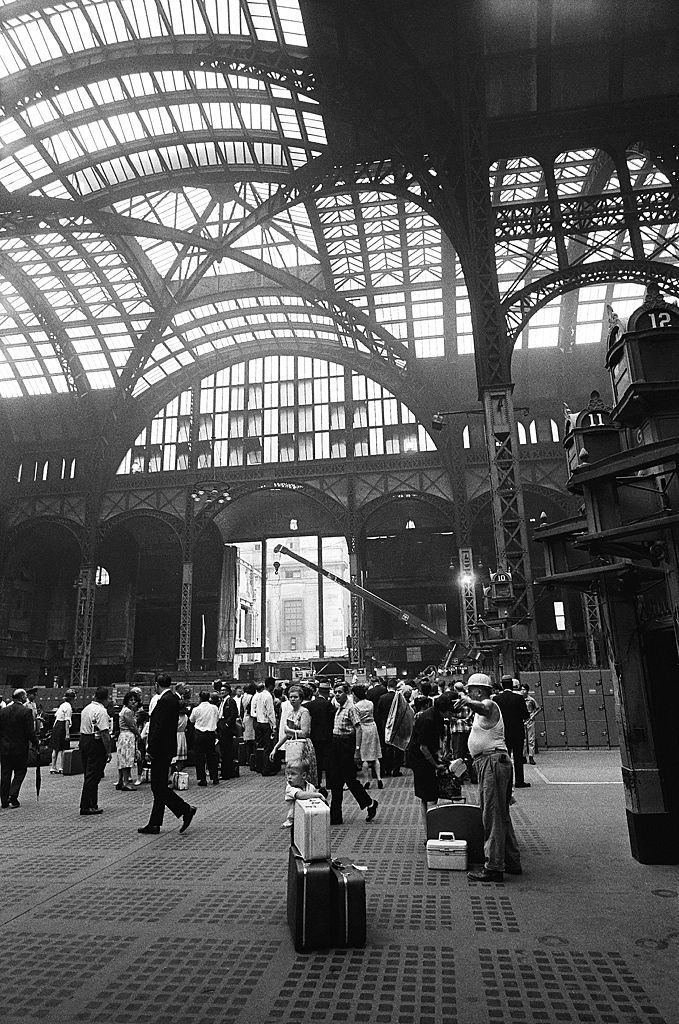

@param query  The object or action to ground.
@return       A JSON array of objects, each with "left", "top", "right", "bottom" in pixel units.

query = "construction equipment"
[{"left": 272, "top": 544, "right": 464, "bottom": 671}]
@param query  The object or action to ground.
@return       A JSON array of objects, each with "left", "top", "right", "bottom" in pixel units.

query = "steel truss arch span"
[
  {"left": 195, "top": 479, "right": 348, "bottom": 543},
  {"left": 355, "top": 491, "right": 457, "bottom": 533},
  {"left": 99, "top": 507, "right": 184, "bottom": 543},
  {"left": 3, "top": 514, "right": 85, "bottom": 566},
  {"left": 0, "top": 41, "right": 315, "bottom": 117},
  {"left": 503, "top": 260, "right": 679, "bottom": 347}
]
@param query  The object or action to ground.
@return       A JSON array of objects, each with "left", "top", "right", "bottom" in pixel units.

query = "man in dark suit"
[
  {"left": 304, "top": 680, "right": 335, "bottom": 796},
  {"left": 138, "top": 674, "right": 197, "bottom": 835},
  {"left": 0, "top": 688, "right": 37, "bottom": 809},
  {"left": 494, "top": 675, "right": 531, "bottom": 788},
  {"left": 366, "top": 676, "right": 388, "bottom": 709},
  {"left": 218, "top": 683, "right": 239, "bottom": 780}
]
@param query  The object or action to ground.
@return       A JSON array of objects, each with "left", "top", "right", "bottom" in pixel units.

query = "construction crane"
[{"left": 272, "top": 543, "right": 465, "bottom": 672}]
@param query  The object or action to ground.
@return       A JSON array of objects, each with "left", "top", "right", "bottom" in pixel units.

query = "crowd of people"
[{"left": 0, "top": 669, "right": 539, "bottom": 881}]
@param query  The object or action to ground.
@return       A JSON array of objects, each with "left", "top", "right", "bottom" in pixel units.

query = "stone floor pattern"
[{"left": 1, "top": 749, "right": 678, "bottom": 1024}]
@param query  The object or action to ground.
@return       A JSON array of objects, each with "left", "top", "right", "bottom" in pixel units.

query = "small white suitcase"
[
  {"left": 293, "top": 797, "right": 331, "bottom": 862},
  {"left": 426, "top": 831, "right": 468, "bottom": 870}
]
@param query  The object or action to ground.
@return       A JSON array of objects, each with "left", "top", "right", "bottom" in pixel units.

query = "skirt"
[
  {"left": 116, "top": 731, "right": 137, "bottom": 770},
  {"left": 176, "top": 732, "right": 188, "bottom": 759},
  {"left": 412, "top": 761, "right": 439, "bottom": 803},
  {"left": 359, "top": 721, "right": 382, "bottom": 762},
  {"left": 51, "top": 720, "right": 68, "bottom": 752}
]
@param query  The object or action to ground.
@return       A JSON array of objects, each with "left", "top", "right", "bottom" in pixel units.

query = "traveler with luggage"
[
  {"left": 406, "top": 690, "right": 458, "bottom": 835},
  {"left": 305, "top": 679, "right": 335, "bottom": 795},
  {"left": 456, "top": 673, "right": 522, "bottom": 882},
  {"left": 138, "top": 674, "right": 196, "bottom": 836},
  {"left": 50, "top": 689, "right": 75, "bottom": 775},
  {"left": 326, "top": 682, "right": 378, "bottom": 826}
]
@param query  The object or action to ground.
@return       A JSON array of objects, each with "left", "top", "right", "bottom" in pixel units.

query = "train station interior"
[{"left": 0, "top": 2, "right": 678, "bottom": 1022}]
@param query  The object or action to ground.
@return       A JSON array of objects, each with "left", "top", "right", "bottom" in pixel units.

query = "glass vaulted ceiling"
[{"left": 0, "top": 2, "right": 677, "bottom": 398}]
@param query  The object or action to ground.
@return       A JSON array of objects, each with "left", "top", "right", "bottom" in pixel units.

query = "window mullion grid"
[
  {"left": 351, "top": 192, "right": 374, "bottom": 314},
  {"left": 266, "top": 0, "right": 288, "bottom": 49},
  {"left": 220, "top": 71, "right": 262, "bottom": 170}
]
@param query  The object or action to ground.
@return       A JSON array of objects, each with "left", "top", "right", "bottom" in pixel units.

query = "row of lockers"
[{"left": 521, "top": 670, "right": 619, "bottom": 748}]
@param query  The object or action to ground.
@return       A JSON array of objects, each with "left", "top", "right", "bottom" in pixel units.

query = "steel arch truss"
[{"left": 503, "top": 260, "right": 679, "bottom": 343}]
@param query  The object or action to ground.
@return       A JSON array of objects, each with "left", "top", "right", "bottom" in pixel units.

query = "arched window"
[
  {"left": 550, "top": 419, "right": 560, "bottom": 443},
  {"left": 95, "top": 566, "right": 110, "bottom": 586},
  {"left": 517, "top": 422, "right": 527, "bottom": 445},
  {"left": 16, "top": 462, "right": 22, "bottom": 483},
  {"left": 118, "top": 359, "right": 436, "bottom": 473},
  {"left": 529, "top": 420, "right": 538, "bottom": 444},
  {"left": 42, "top": 460, "right": 49, "bottom": 481},
  {"left": 462, "top": 425, "right": 470, "bottom": 449},
  {"left": 69, "top": 458, "right": 76, "bottom": 479},
  {"left": 33, "top": 460, "right": 39, "bottom": 482}
]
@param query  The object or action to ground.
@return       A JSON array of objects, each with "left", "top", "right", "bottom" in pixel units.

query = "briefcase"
[
  {"left": 426, "top": 832, "right": 468, "bottom": 871},
  {"left": 293, "top": 797, "right": 331, "bottom": 862}
]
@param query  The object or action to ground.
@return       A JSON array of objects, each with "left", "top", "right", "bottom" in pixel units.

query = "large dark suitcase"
[
  {"left": 330, "top": 860, "right": 366, "bottom": 947},
  {"left": 249, "top": 753, "right": 257, "bottom": 772},
  {"left": 238, "top": 740, "right": 247, "bottom": 766},
  {"left": 287, "top": 845, "right": 333, "bottom": 952},
  {"left": 426, "top": 803, "right": 484, "bottom": 865},
  {"left": 28, "top": 745, "right": 52, "bottom": 768},
  {"left": 255, "top": 747, "right": 267, "bottom": 774},
  {"left": 62, "top": 748, "right": 82, "bottom": 776}
]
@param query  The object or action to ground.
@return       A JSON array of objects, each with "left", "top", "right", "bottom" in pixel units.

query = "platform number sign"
[{"left": 636, "top": 307, "right": 679, "bottom": 331}]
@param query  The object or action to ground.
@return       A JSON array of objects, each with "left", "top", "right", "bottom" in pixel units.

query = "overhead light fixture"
[
  {"left": 405, "top": 519, "right": 416, "bottom": 530},
  {"left": 289, "top": 519, "right": 298, "bottom": 532},
  {"left": 431, "top": 413, "right": 445, "bottom": 431}
]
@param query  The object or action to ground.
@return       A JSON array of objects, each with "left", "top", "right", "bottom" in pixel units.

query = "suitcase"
[
  {"left": 238, "top": 741, "right": 247, "bottom": 766},
  {"left": 28, "top": 745, "right": 52, "bottom": 768},
  {"left": 287, "top": 845, "right": 333, "bottom": 952},
  {"left": 255, "top": 747, "right": 267, "bottom": 774},
  {"left": 249, "top": 753, "right": 257, "bottom": 772},
  {"left": 426, "top": 803, "right": 484, "bottom": 864},
  {"left": 426, "top": 832, "right": 468, "bottom": 870},
  {"left": 62, "top": 748, "right": 82, "bottom": 775},
  {"left": 293, "top": 797, "right": 331, "bottom": 862},
  {"left": 232, "top": 760, "right": 240, "bottom": 778},
  {"left": 330, "top": 860, "right": 367, "bottom": 947}
]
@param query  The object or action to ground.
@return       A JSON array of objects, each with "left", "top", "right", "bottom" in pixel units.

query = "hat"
[
  {"left": 318, "top": 680, "right": 332, "bottom": 690},
  {"left": 466, "top": 673, "right": 494, "bottom": 692}
]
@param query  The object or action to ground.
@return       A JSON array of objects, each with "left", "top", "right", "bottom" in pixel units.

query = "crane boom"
[{"left": 272, "top": 543, "right": 454, "bottom": 650}]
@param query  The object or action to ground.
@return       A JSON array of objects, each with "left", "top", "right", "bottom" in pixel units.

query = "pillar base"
[{"left": 626, "top": 809, "right": 679, "bottom": 864}]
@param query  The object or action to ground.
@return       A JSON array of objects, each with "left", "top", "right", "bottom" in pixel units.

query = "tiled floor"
[{"left": 1, "top": 750, "right": 678, "bottom": 1024}]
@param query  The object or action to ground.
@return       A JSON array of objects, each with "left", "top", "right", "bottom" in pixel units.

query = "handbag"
[{"left": 437, "top": 771, "right": 462, "bottom": 801}]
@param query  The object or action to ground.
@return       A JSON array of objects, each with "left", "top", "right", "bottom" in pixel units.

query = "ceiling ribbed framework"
[{"left": 0, "top": 0, "right": 677, "bottom": 400}]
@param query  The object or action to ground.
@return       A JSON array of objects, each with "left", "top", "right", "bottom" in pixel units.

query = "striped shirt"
[{"left": 333, "top": 703, "right": 360, "bottom": 736}]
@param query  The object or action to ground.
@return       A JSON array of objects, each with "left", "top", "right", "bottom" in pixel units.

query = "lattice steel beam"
[
  {"left": 458, "top": 547, "right": 478, "bottom": 647},
  {"left": 494, "top": 187, "right": 678, "bottom": 242},
  {"left": 0, "top": 252, "right": 88, "bottom": 396}
]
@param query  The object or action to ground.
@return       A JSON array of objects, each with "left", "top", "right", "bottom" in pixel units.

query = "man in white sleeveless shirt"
[{"left": 458, "top": 673, "right": 522, "bottom": 882}]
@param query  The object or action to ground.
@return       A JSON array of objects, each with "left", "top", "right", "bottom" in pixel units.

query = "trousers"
[
  {"left": 327, "top": 734, "right": 371, "bottom": 825},
  {"left": 193, "top": 730, "right": 219, "bottom": 783},
  {"left": 475, "top": 750, "right": 521, "bottom": 874},
  {"left": 149, "top": 755, "right": 190, "bottom": 826},
  {"left": 506, "top": 733, "right": 526, "bottom": 785},
  {"left": 79, "top": 735, "right": 107, "bottom": 811},
  {"left": 0, "top": 754, "right": 28, "bottom": 806}
]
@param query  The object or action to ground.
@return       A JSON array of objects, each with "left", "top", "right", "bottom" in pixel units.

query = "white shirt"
[
  {"left": 80, "top": 700, "right": 110, "bottom": 737},
  {"left": 190, "top": 701, "right": 220, "bottom": 733},
  {"left": 55, "top": 701, "right": 72, "bottom": 724},
  {"left": 251, "top": 689, "right": 276, "bottom": 729}
]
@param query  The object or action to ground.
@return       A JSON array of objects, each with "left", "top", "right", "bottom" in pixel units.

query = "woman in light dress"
[
  {"left": 270, "top": 685, "right": 318, "bottom": 827},
  {"left": 352, "top": 684, "right": 383, "bottom": 790},
  {"left": 115, "top": 691, "right": 141, "bottom": 791},
  {"left": 50, "top": 689, "right": 75, "bottom": 774}
]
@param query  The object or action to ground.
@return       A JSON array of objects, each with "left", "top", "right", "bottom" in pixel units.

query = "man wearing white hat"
[{"left": 457, "top": 673, "right": 522, "bottom": 882}]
